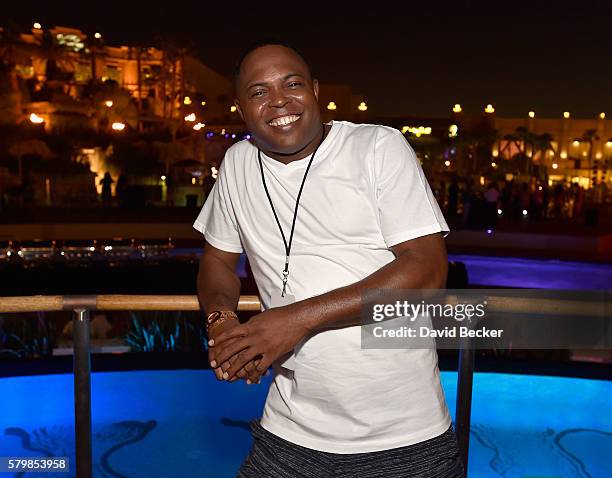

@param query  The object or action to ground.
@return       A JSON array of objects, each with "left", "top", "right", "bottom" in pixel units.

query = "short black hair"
[{"left": 232, "top": 39, "right": 312, "bottom": 88}]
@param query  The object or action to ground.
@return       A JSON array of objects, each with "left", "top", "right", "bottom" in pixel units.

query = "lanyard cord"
[{"left": 257, "top": 125, "right": 326, "bottom": 296}]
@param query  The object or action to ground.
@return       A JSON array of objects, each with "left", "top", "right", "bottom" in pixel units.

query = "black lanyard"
[{"left": 257, "top": 126, "right": 326, "bottom": 296}]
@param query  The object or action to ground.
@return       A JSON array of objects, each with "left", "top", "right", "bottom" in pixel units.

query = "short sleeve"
[
  {"left": 374, "top": 129, "right": 449, "bottom": 247},
  {"left": 192, "top": 159, "right": 244, "bottom": 253}
]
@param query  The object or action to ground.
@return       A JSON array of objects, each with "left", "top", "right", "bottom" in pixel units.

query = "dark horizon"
[{"left": 3, "top": 1, "right": 612, "bottom": 119}]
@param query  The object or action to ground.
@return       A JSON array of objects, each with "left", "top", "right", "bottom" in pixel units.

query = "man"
[{"left": 194, "top": 42, "right": 464, "bottom": 477}]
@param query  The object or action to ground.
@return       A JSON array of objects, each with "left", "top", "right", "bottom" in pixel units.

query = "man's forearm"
[
  {"left": 286, "top": 234, "right": 447, "bottom": 333},
  {"left": 197, "top": 253, "right": 241, "bottom": 316}
]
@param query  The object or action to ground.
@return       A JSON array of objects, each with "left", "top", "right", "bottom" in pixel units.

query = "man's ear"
[
  {"left": 313, "top": 79, "right": 319, "bottom": 102},
  {"left": 234, "top": 99, "right": 245, "bottom": 122}
]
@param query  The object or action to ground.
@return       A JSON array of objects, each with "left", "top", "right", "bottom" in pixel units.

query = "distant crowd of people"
[{"left": 432, "top": 176, "right": 609, "bottom": 228}]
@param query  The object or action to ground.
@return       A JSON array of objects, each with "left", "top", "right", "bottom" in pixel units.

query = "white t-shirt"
[{"left": 193, "top": 120, "right": 451, "bottom": 453}]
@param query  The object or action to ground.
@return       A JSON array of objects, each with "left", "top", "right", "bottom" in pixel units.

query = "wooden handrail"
[
  {"left": 0, "top": 295, "right": 262, "bottom": 313},
  {"left": 0, "top": 294, "right": 602, "bottom": 315}
]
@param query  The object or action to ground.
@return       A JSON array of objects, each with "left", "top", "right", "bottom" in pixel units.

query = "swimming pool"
[
  {"left": 231, "top": 252, "right": 612, "bottom": 289},
  {"left": 0, "top": 370, "right": 610, "bottom": 477},
  {"left": 447, "top": 254, "right": 612, "bottom": 289}
]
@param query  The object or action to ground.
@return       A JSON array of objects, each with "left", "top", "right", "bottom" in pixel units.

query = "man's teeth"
[{"left": 269, "top": 115, "right": 300, "bottom": 127}]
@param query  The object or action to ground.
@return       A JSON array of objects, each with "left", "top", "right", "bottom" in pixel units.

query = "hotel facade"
[{"left": 492, "top": 113, "right": 610, "bottom": 188}]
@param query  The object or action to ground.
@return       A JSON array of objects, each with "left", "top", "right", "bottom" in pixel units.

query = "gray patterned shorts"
[{"left": 237, "top": 421, "right": 465, "bottom": 477}]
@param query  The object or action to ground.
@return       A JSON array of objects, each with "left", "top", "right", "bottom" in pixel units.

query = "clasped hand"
[{"left": 208, "top": 307, "right": 309, "bottom": 384}]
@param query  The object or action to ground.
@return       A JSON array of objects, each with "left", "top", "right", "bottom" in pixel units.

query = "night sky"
[{"left": 4, "top": 1, "right": 612, "bottom": 119}]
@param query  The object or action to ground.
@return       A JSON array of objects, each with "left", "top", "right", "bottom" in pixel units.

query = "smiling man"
[{"left": 194, "top": 42, "right": 464, "bottom": 477}]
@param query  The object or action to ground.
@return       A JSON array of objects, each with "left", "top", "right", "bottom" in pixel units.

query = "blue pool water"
[
  {"left": 0, "top": 370, "right": 610, "bottom": 477},
  {"left": 175, "top": 249, "right": 612, "bottom": 289},
  {"left": 447, "top": 254, "right": 612, "bottom": 289}
]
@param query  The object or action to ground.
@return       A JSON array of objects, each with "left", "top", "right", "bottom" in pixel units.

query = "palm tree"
[
  {"left": 532, "top": 133, "right": 555, "bottom": 179},
  {"left": 452, "top": 127, "right": 499, "bottom": 175},
  {"left": 580, "top": 129, "right": 598, "bottom": 162},
  {"left": 534, "top": 133, "right": 555, "bottom": 157},
  {"left": 502, "top": 127, "right": 539, "bottom": 175},
  {"left": 33, "top": 30, "right": 75, "bottom": 84},
  {"left": 84, "top": 32, "right": 104, "bottom": 81}
]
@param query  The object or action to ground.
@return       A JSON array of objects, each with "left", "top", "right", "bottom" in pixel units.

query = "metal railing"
[{"left": 0, "top": 294, "right": 476, "bottom": 477}]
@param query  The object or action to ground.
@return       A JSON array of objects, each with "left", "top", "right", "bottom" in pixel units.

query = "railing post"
[
  {"left": 73, "top": 309, "right": 92, "bottom": 478},
  {"left": 455, "top": 338, "right": 475, "bottom": 476}
]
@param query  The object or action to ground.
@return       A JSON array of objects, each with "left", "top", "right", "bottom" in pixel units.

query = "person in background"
[
  {"left": 100, "top": 172, "right": 114, "bottom": 206},
  {"left": 115, "top": 173, "right": 128, "bottom": 208},
  {"left": 484, "top": 182, "right": 500, "bottom": 227}
]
